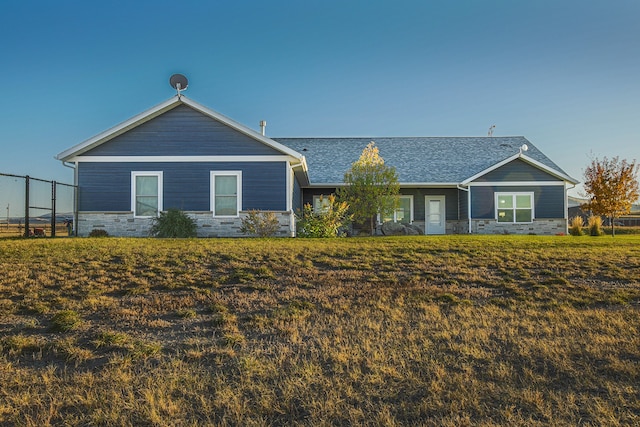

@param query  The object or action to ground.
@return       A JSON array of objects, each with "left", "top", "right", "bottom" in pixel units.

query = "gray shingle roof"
[{"left": 274, "top": 136, "right": 569, "bottom": 185}]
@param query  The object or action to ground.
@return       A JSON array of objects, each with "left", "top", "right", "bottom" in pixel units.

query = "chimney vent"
[{"left": 259, "top": 120, "right": 267, "bottom": 136}]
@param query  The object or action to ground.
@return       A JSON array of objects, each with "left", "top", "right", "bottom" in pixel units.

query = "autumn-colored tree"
[
  {"left": 338, "top": 142, "right": 400, "bottom": 235},
  {"left": 582, "top": 156, "right": 639, "bottom": 236}
]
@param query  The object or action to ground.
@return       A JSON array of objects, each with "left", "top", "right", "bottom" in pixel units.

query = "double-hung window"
[
  {"left": 132, "top": 172, "right": 163, "bottom": 217},
  {"left": 496, "top": 192, "right": 534, "bottom": 223},
  {"left": 211, "top": 171, "right": 242, "bottom": 217},
  {"left": 381, "top": 195, "right": 413, "bottom": 223}
]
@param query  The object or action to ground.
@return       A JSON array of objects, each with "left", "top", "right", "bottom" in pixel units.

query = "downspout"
[
  {"left": 289, "top": 156, "right": 308, "bottom": 238},
  {"left": 60, "top": 160, "right": 78, "bottom": 237},
  {"left": 565, "top": 182, "right": 576, "bottom": 235},
  {"left": 457, "top": 184, "right": 471, "bottom": 234}
]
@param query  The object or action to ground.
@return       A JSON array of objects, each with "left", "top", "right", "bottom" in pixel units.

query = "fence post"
[
  {"left": 51, "top": 181, "right": 57, "bottom": 237},
  {"left": 24, "top": 175, "right": 30, "bottom": 237}
]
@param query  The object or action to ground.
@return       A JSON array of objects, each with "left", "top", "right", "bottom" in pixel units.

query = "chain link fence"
[{"left": 0, "top": 173, "right": 76, "bottom": 237}]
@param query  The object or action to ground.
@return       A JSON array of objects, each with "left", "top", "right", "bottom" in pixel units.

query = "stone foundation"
[
  {"left": 77, "top": 211, "right": 295, "bottom": 237},
  {"left": 471, "top": 218, "right": 567, "bottom": 235}
]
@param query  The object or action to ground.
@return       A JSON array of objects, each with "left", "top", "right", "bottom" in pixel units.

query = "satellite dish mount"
[{"left": 169, "top": 74, "right": 189, "bottom": 98}]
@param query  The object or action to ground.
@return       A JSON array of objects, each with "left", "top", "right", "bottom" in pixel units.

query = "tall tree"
[
  {"left": 338, "top": 142, "right": 400, "bottom": 235},
  {"left": 582, "top": 156, "right": 639, "bottom": 236}
]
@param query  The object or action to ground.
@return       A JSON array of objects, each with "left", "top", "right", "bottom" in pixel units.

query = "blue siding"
[
  {"left": 292, "top": 177, "right": 302, "bottom": 211},
  {"left": 84, "top": 105, "right": 283, "bottom": 156},
  {"left": 300, "top": 187, "right": 460, "bottom": 221},
  {"left": 397, "top": 188, "right": 459, "bottom": 221},
  {"left": 302, "top": 188, "right": 339, "bottom": 207},
  {"left": 471, "top": 185, "right": 565, "bottom": 219},
  {"left": 475, "top": 159, "right": 563, "bottom": 182},
  {"left": 78, "top": 161, "right": 288, "bottom": 212},
  {"left": 458, "top": 189, "right": 469, "bottom": 220}
]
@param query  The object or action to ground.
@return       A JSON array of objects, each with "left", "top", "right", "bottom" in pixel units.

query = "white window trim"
[
  {"left": 495, "top": 192, "right": 534, "bottom": 223},
  {"left": 131, "top": 171, "right": 163, "bottom": 218},
  {"left": 378, "top": 195, "right": 414, "bottom": 223},
  {"left": 210, "top": 171, "right": 242, "bottom": 217}
]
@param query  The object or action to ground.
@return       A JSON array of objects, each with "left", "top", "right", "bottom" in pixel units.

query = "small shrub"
[
  {"left": 176, "top": 308, "right": 197, "bottom": 319},
  {"left": 150, "top": 209, "right": 197, "bottom": 238},
  {"left": 588, "top": 215, "right": 604, "bottom": 236},
  {"left": 297, "top": 194, "right": 351, "bottom": 238},
  {"left": 568, "top": 216, "right": 584, "bottom": 236},
  {"left": 240, "top": 210, "right": 281, "bottom": 237},
  {"left": 49, "top": 310, "right": 82, "bottom": 332},
  {"left": 93, "top": 330, "right": 131, "bottom": 348},
  {"left": 88, "top": 229, "right": 109, "bottom": 238}
]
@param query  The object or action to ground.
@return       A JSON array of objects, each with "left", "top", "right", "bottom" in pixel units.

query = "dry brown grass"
[{"left": 0, "top": 235, "right": 639, "bottom": 426}]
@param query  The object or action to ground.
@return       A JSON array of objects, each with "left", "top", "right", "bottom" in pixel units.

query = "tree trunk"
[{"left": 611, "top": 216, "right": 615, "bottom": 237}]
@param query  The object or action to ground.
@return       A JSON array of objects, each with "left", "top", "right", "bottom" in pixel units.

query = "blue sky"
[{"left": 1, "top": 0, "right": 638, "bottom": 197}]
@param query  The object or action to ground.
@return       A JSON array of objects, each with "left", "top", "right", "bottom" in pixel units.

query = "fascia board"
[
  {"left": 461, "top": 153, "right": 579, "bottom": 185},
  {"left": 180, "top": 97, "right": 304, "bottom": 160},
  {"left": 461, "top": 153, "right": 520, "bottom": 185},
  {"left": 57, "top": 95, "right": 306, "bottom": 162},
  {"left": 302, "top": 182, "right": 459, "bottom": 188},
  {"left": 56, "top": 97, "right": 182, "bottom": 162},
  {"left": 518, "top": 154, "right": 580, "bottom": 184}
]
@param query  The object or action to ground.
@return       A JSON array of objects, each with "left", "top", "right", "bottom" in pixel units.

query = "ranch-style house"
[{"left": 56, "top": 94, "right": 579, "bottom": 237}]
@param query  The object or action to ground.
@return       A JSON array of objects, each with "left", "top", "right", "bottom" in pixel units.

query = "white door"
[{"left": 425, "top": 195, "right": 446, "bottom": 235}]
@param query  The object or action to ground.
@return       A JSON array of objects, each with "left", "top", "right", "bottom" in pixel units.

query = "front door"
[{"left": 425, "top": 195, "right": 446, "bottom": 235}]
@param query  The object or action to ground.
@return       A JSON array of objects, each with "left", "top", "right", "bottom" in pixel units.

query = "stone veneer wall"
[
  {"left": 471, "top": 218, "right": 567, "bottom": 235},
  {"left": 77, "top": 211, "right": 295, "bottom": 237}
]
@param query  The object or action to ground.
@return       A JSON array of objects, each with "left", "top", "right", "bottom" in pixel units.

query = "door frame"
[{"left": 424, "top": 195, "right": 446, "bottom": 235}]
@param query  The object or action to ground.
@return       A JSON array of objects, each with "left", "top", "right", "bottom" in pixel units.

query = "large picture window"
[
  {"left": 496, "top": 192, "right": 534, "bottom": 223},
  {"left": 381, "top": 195, "right": 414, "bottom": 223},
  {"left": 131, "top": 172, "right": 163, "bottom": 217},
  {"left": 211, "top": 171, "right": 242, "bottom": 217}
]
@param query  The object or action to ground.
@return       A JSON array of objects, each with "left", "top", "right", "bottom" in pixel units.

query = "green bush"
[
  {"left": 88, "top": 229, "right": 109, "bottom": 238},
  {"left": 297, "top": 194, "right": 351, "bottom": 238},
  {"left": 568, "top": 216, "right": 584, "bottom": 236},
  {"left": 150, "top": 209, "right": 197, "bottom": 238},
  {"left": 588, "top": 215, "right": 604, "bottom": 236},
  {"left": 240, "top": 210, "right": 281, "bottom": 237}
]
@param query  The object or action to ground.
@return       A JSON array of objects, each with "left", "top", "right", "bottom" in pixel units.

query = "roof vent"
[{"left": 259, "top": 120, "right": 267, "bottom": 136}]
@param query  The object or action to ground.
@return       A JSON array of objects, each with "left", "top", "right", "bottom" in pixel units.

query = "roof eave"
[
  {"left": 56, "top": 95, "right": 305, "bottom": 163},
  {"left": 56, "top": 97, "right": 182, "bottom": 162},
  {"left": 460, "top": 152, "right": 579, "bottom": 185},
  {"left": 303, "top": 181, "right": 460, "bottom": 188}
]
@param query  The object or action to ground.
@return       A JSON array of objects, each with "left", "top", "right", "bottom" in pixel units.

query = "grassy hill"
[{"left": 1, "top": 236, "right": 639, "bottom": 426}]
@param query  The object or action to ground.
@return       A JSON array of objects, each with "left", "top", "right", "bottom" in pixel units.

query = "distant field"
[
  {"left": 0, "top": 222, "right": 71, "bottom": 237},
  {"left": 1, "top": 236, "right": 639, "bottom": 426}
]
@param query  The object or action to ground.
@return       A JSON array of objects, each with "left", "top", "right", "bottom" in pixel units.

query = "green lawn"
[{"left": 1, "top": 235, "right": 639, "bottom": 426}]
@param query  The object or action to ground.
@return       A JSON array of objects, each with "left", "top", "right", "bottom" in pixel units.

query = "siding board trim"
[
  {"left": 469, "top": 181, "right": 565, "bottom": 187},
  {"left": 72, "top": 155, "right": 296, "bottom": 163}
]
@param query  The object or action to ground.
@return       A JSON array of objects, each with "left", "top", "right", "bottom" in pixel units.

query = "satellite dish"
[{"left": 169, "top": 74, "right": 188, "bottom": 96}]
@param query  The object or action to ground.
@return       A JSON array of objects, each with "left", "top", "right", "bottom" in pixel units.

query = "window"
[
  {"left": 132, "top": 172, "right": 162, "bottom": 217},
  {"left": 211, "top": 171, "right": 242, "bottom": 217},
  {"left": 381, "top": 195, "right": 413, "bottom": 223},
  {"left": 496, "top": 192, "right": 534, "bottom": 223},
  {"left": 313, "top": 195, "right": 331, "bottom": 213}
]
